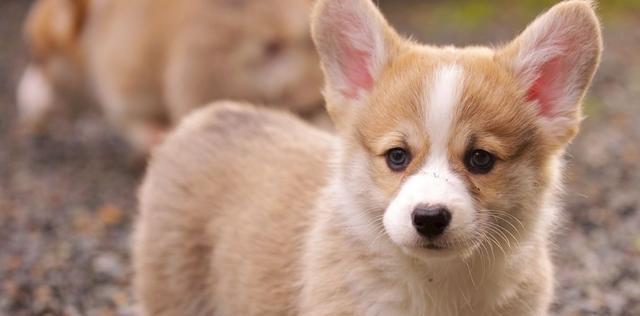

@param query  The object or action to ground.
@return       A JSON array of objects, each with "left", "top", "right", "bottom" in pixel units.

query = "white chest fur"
[{"left": 342, "top": 244, "right": 509, "bottom": 316}]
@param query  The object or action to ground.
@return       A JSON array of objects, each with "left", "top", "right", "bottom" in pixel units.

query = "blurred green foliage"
[
  {"left": 397, "top": 0, "right": 640, "bottom": 31},
  {"left": 583, "top": 96, "right": 603, "bottom": 118}
]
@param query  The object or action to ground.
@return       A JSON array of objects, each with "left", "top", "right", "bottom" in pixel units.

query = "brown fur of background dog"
[{"left": 18, "top": 0, "right": 324, "bottom": 154}]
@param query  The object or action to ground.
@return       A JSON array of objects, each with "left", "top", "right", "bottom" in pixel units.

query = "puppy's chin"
[{"left": 391, "top": 234, "right": 480, "bottom": 261}]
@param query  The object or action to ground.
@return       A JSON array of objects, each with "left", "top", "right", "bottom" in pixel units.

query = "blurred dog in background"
[{"left": 17, "top": 0, "right": 324, "bottom": 155}]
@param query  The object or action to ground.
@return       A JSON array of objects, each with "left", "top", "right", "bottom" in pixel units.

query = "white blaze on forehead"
[
  {"left": 425, "top": 64, "right": 464, "bottom": 152},
  {"left": 384, "top": 64, "right": 475, "bottom": 247}
]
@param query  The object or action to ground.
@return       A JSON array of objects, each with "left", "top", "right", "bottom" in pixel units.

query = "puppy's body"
[
  {"left": 19, "top": 0, "right": 323, "bottom": 153},
  {"left": 135, "top": 1, "right": 601, "bottom": 315},
  {"left": 134, "top": 103, "right": 333, "bottom": 315},
  {"left": 136, "top": 103, "right": 550, "bottom": 316}
]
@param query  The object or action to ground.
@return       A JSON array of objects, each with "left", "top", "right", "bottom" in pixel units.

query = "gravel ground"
[{"left": 0, "top": 1, "right": 638, "bottom": 315}]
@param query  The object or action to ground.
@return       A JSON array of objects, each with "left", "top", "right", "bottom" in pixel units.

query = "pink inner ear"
[
  {"left": 334, "top": 12, "right": 375, "bottom": 99},
  {"left": 526, "top": 56, "right": 567, "bottom": 117},
  {"left": 525, "top": 36, "right": 578, "bottom": 118},
  {"left": 339, "top": 43, "right": 374, "bottom": 99}
]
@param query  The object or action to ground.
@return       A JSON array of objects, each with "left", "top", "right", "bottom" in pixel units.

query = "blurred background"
[{"left": 0, "top": 0, "right": 638, "bottom": 315}]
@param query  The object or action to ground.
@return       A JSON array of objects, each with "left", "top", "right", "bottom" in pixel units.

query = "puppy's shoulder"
[
  {"left": 143, "top": 101, "right": 334, "bottom": 199},
  {"left": 158, "top": 100, "right": 332, "bottom": 157}
]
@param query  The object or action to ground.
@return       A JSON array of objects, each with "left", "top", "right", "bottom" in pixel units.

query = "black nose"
[{"left": 412, "top": 205, "right": 451, "bottom": 239}]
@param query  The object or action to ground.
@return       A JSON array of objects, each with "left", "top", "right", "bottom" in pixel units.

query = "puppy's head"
[
  {"left": 17, "top": 0, "right": 88, "bottom": 132},
  {"left": 215, "top": 0, "right": 323, "bottom": 115},
  {"left": 312, "top": 0, "right": 601, "bottom": 259}
]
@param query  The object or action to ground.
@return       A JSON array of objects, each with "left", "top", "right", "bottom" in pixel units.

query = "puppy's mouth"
[
  {"left": 417, "top": 240, "right": 448, "bottom": 250},
  {"left": 399, "top": 239, "right": 460, "bottom": 261},
  {"left": 424, "top": 243, "right": 446, "bottom": 250}
]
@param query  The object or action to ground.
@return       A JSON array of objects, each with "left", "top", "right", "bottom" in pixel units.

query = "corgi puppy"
[
  {"left": 17, "top": 0, "right": 323, "bottom": 154},
  {"left": 133, "top": 0, "right": 602, "bottom": 315}
]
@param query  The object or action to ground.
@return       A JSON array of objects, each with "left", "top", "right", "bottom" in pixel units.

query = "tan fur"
[
  {"left": 134, "top": 1, "right": 601, "bottom": 315},
  {"left": 18, "top": 0, "right": 324, "bottom": 153},
  {"left": 134, "top": 102, "right": 333, "bottom": 315}
]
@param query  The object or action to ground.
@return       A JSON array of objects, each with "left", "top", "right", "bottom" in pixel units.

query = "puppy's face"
[
  {"left": 217, "top": 0, "right": 323, "bottom": 113},
  {"left": 312, "top": 0, "right": 601, "bottom": 259}
]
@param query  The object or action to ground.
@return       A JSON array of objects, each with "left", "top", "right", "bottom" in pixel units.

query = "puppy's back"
[{"left": 133, "top": 101, "right": 333, "bottom": 315}]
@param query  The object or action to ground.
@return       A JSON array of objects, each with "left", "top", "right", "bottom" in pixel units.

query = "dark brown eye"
[
  {"left": 465, "top": 149, "right": 495, "bottom": 174},
  {"left": 264, "top": 40, "right": 285, "bottom": 58},
  {"left": 385, "top": 148, "right": 411, "bottom": 172}
]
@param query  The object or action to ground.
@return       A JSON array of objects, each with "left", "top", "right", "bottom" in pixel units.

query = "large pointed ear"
[
  {"left": 499, "top": 0, "right": 602, "bottom": 144},
  {"left": 24, "top": 0, "right": 89, "bottom": 59},
  {"left": 311, "top": 0, "right": 401, "bottom": 119}
]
